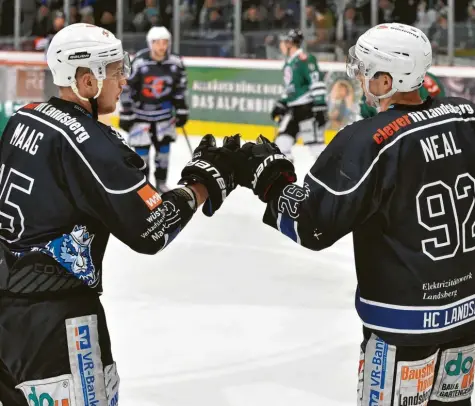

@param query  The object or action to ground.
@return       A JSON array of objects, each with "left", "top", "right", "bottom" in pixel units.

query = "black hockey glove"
[
  {"left": 175, "top": 110, "right": 189, "bottom": 128},
  {"left": 179, "top": 134, "right": 241, "bottom": 217},
  {"left": 234, "top": 135, "right": 296, "bottom": 203},
  {"left": 312, "top": 104, "right": 328, "bottom": 128},
  {"left": 119, "top": 116, "right": 135, "bottom": 132},
  {"left": 271, "top": 101, "right": 288, "bottom": 121}
]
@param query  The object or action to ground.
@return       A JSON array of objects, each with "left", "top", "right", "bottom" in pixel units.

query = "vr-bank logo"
[
  {"left": 75, "top": 325, "right": 92, "bottom": 350},
  {"left": 75, "top": 324, "right": 99, "bottom": 405},
  {"left": 369, "top": 337, "right": 388, "bottom": 406}
]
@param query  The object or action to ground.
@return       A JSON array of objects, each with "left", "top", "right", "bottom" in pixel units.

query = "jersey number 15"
[{"left": 0, "top": 165, "right": 34, "bottom": 243}]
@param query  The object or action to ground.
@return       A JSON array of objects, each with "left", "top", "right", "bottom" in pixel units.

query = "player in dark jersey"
[
  {"left": 233, "top": 23, "right": 475, "bottom": 405},
  {"left": 0, "top": 23, "right": 238, "bottom": 405},
  {"left": 119, "top": 26, "right": 188, "bottom": 193}
]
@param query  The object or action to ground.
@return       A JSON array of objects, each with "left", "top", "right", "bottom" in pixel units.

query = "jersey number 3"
[
  {"left": 416, "top": 173, "right": 475, "bottom": 261},
  {"left": 0, "top": 165, "right": 34, "bottom": 243}
]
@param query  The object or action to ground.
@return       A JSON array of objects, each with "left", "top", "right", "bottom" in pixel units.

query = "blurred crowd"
[{"left": 0, "top": 0, "right": 473, "bottom": 60}]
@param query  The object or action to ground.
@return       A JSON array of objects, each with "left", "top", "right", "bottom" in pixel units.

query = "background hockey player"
[
  {"left": 271, "top": 29, "right": 328, "bottom": 161},
  {"left": 233, "top": 23, "right": 475, "bottom": 405},
  {"left": 120, "top": 26, "right": 188, "bottom": 193},
  {"left": 360, "top": 70, "right": 447, "bottom": 119},
  {"left": 0, "top": 23, "right": 239, "bottom": 406}
]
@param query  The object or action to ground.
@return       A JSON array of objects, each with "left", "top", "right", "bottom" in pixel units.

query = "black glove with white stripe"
[
  {"left": 234, "top": 135, "right": 296, "bottom": 202},
  {"left": 179, "top": 134, "right": 241, "bottom": 217},
  {"left": 312, "top": 103, "right": 328, "bottom": 128},
  {"left": 271, "top": 101, "right": 288, "bottom": 121}
]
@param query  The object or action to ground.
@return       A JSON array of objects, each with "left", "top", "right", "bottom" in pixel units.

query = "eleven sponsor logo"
[
  {"left": 75, "top": 324, "right": 99, "bottom": 406},
  {"left": 137, "top": 184, "right": 162, "bottom": 210}
]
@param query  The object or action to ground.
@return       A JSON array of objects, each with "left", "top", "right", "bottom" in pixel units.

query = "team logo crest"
[
  {"left": 43, "top": 225, "right": 98, "bottom": 286},
  {"left": 283, "top": 66, "right": 293, "bottom": 86}
]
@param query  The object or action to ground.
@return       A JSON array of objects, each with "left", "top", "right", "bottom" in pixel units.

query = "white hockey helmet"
[
  {"left": 346, "top": 23, "right": 432, "bottom": 101},
  {"left": 47, "top": 23, "right": 131, "bottom": 101},
  {"left": 146, "top": 26, "right": 171, "bottom": 49}
]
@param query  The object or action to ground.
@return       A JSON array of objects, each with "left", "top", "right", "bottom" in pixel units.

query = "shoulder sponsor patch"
[
  {"left": 137, "top": 184, "right": 162, "bottom": 210},
  {"left": 23, "top": 103, "right": 40, "bottom": 110}
]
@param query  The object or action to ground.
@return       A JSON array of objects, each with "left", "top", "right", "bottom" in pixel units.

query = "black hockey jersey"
[
  {"left": 264, "top": 96, "right": 475, "bottom": 345},
  {"left": 0, "top": 97, "right": 194, "bottom": 296},
  {"left": 120, "top": 49, "right": 188, "bottom": 124}
]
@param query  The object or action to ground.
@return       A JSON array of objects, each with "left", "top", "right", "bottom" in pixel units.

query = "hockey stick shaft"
[{"left": 180, "top": 126, "right": 193, "bottom": 156}]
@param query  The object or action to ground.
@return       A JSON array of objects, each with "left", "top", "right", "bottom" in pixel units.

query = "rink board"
[{"left": 1, "top": 53, "right": 475, "bottom": 145}]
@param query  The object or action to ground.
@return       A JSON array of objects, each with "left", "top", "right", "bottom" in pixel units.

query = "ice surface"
[{"left": 100, "top": 136, "right": 367, "bottom": 405}]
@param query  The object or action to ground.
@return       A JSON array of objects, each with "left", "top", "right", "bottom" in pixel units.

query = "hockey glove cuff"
[
  {"left": 175, "top": 108, "right": 189, "bottom": 127},
  {"left": 312, "top": 104, "right": 328, "bottom": 128},
  {"left": 119, "top": 115, "right": 136, "bottom": 132},
  {"left": 234, "top": 135, "right": 296, "bottom": 202},
  {"left": 271, "top": 101, "right": 288, "bottom": 121},
  {"left": 179, "top": 134, "right": 241, "bottom": 217}
]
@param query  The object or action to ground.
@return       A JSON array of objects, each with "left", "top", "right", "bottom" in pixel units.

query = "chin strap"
[
  {"left": 71, "top": 80, "right": 104, "bottom": 119},
  {"left": 364, "top": 77, "right": 398, "bottom": 109}
]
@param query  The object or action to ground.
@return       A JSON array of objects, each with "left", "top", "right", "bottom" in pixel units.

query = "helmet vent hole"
[
  {"left": 57, "top": 59, "right": 61, "bottom": 63},
  {"left": 56, "top": 50, "right": 61, "bottom": 54}
]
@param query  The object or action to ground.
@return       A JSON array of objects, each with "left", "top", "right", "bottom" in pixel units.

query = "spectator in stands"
[
  {"left": 94, "top": 0, "right": 116, "bottom": 33},
  {"left": 242, "top": 4, "right": 264, "bottom": 32},
  {"left": 306, "top": 0, "right": 334, "bottom": 50},
  {"left": 430, "top": 8, "right": 449, "bottom": 52},
  {"left": 207, "top": 7, "right": 226, "bottom": 30},
  {"left": 341, "top": 5, "right": 358, "bottom": 49},
  {"left": 198, "top": 0, "right": 216, "bottom": 29},
  {"left": 378, "top": 0, "right": 394, "bottom": 23},
  {"left": 467, "top": 0, "right": 475, "bottom": 42},
  {"left": 415, "top": 1, "right": 439, "bottom": 34},
  {"left": 269, "top": 2, "right": 295, "bottom": 29},
  {"left": 456, "top": 0, "right": 475, "bottom": 53},
  {"left": 392, "top": 0, "right": 420, "bottom": 25},
  {"left": 32, "top": 2, "right": 51, "bottom": 36},
  {"left": 51, "top": 9, "right": 65, "bottom": 34},
  {"left": 132, "top": 0, "right": 159, "bottom": 32}
]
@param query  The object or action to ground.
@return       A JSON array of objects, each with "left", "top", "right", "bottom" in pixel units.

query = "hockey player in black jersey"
[
  {"left": 0, "top": 23, "right": 239, "bottom": 405},
  {"left": 119, "top": 26, "right": 188, "bottom": 193},
  {"left": 233, "top": 23, "right": 475, "bottom": 405}
]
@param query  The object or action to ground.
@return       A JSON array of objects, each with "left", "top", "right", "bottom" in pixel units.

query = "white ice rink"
[{"left": 101, "top": 135, "right": 363, "bottom": 406}]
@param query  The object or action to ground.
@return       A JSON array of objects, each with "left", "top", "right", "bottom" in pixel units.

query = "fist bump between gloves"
[{"left": 179, "top": 133, "right": 296, "bottom": 216}]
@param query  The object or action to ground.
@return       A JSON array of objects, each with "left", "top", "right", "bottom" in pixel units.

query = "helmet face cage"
[
  {"left": 346, "top": 46, "right": 366, "bottom": 80},
  {"left": 88, "top": 51, "right": 131, "bottom": 82}
]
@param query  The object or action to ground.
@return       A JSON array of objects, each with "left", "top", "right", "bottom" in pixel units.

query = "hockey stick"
[{"left": 180, "top": 126, "right": 194, "bottom": 157}]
